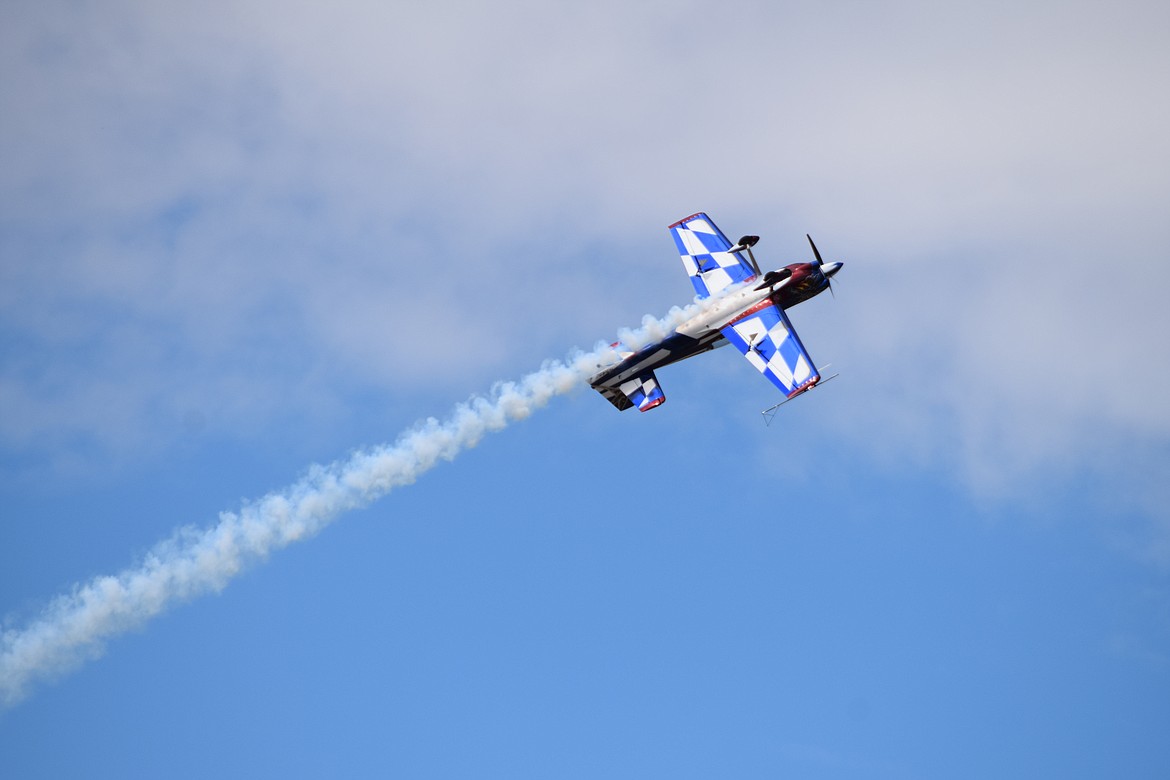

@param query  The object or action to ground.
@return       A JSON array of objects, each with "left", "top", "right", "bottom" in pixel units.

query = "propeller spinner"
[{"left": 806, "top": 234, "right": 843, "bottom": 298}]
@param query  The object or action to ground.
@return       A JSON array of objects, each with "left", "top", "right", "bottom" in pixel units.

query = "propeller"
[
  {"left": 806, "top": 234, "right": 842, "bottom": 299},
  {"left": 806, "top": 233, "right": 824, "bottom": 265}
]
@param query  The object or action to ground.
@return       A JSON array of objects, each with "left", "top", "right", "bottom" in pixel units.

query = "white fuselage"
[{"left": 676, "top": 275, "right": 791, "bottom": 339}]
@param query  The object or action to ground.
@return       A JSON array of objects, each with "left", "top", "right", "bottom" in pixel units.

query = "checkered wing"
[
  {"left": 721, "top": 303, "right": 820, "bottom": 397},
  {"left": 668, "top": 213, "right": 757, "bottom": 299}
]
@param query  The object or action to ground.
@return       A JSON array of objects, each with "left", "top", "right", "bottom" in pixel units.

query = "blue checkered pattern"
[
  {"left": 619, "top": 371, "right": 665, "bottom": 412},
  {"left": 668, "top": 213, "right": 756, "bottom": 299},
  {"left": 720, "top": 303, "right": 820, "bottom": 397}
]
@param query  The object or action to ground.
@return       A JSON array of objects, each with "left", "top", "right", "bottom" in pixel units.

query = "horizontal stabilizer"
[{"left": 592, "top": 369, "right": 666, "bottom": 412}]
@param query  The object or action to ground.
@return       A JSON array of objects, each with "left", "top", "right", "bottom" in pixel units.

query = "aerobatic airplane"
[{"left": 589, "top": 212, "right": 842, "bottom": 416}]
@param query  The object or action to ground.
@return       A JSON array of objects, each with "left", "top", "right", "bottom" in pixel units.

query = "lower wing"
[{"left": 720, "top": 302, "right": 821, "bottom": 397}]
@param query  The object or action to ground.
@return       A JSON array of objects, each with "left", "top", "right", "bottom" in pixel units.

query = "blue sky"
[{"left": 2, "top": 1, "right": 1169, "bottom": 777}]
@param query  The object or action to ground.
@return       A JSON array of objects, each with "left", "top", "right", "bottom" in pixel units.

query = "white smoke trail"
[{"left": 0, "top": 302, "right": 708, "bottom": 709}]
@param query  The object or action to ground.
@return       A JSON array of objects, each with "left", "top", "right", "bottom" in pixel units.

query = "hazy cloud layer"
[{"left": 2, "top": 1, "right": 1168, "bottom": 543}]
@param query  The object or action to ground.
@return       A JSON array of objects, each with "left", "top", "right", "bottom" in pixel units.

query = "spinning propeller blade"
[
  {"left": 806, "top": 234, "right": 824, "bottom": 266},
  {"left": 807, "top": 234, "right": 835, "bottom": 299}
]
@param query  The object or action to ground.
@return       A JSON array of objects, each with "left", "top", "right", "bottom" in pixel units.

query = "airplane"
[{"left": 589, "top": 212, "right": 843, "bottom": 418}]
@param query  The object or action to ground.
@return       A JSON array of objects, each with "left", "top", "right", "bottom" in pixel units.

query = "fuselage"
[
  {"left": 773, "top": 262, "right": 832, "bottom": 308},
  {"left": 590, "top": 261, "right": 841, "bottom": 391},
  {"left": 676, "top": 262, "right": 831, "bottom": 341}
]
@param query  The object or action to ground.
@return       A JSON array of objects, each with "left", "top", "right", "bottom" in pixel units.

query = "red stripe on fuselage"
[{"left": 723, "top": 298, "right": 777, "bottom": 328}]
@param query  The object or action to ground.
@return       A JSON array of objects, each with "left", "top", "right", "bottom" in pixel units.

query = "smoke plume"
[{"left": 0, "top": 303, "right": 705, "bottom": 709}]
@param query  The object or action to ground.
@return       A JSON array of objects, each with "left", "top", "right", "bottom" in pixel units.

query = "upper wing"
[
  {"left": 720, "top": 302, "right": 820, "bottom": 397},
  {"left": 668, "top": 213, "right": 757, "bottom": 299}
]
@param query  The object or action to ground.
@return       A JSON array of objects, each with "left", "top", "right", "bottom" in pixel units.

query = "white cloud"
[{"left": 2, "top": 0, "right": 1168, "bottom": 550}]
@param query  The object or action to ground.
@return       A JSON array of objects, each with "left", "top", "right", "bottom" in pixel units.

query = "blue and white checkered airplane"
[{"left": 590, "top": 212, "right": 843, "bottom": 413}]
